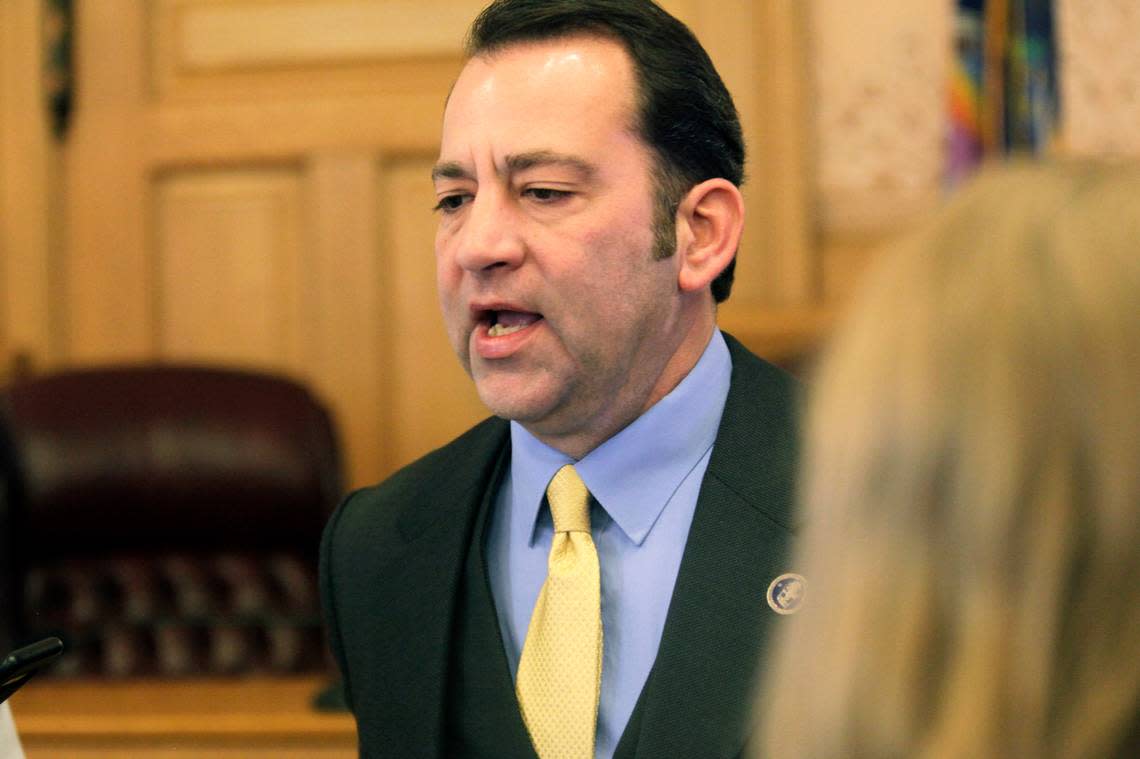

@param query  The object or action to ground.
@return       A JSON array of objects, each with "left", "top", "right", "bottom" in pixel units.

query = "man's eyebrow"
[
  {"left": 431, "top": 161, "right": 471, "bottom": 182},
  {"left": 430, "top": 151, "right": 597, "bottom": 184},
  {"left": 504, "top": 151, "right": 596, "bottom": 179}
]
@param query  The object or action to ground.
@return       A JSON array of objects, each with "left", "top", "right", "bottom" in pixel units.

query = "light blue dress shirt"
[{"left": 485, "top": 329, "right": 732, "bottom": 759}]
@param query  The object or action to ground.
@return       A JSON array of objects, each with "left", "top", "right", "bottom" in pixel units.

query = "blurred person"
[
  {"left": 321, "top": 1, "right": 799, "bottom": 757},
  {"left": 757, "top": 162, "right": 1140, "bottom": 758}
]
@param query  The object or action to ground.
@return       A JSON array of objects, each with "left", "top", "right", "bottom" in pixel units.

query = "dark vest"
[{"left": 444, "top": 476, "right": 537, "bottom": 758}]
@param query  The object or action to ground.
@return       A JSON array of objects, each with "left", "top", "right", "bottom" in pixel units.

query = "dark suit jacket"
[{"left": 321, "top": 333, "right": 799, "bottom": 758}]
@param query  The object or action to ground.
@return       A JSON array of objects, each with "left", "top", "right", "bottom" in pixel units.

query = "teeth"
[{"left": 488, "top": 323, "right": 526, "bottom": 337}]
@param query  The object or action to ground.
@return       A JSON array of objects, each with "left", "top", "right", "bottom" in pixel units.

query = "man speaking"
[{"left": 320, "top": 1, "right": 799, "bottom": 757}]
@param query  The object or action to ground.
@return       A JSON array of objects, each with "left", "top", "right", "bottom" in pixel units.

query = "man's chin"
[
  {"left": 474, "top": 381, "right": 561, "bottom": 427},
  {"left": 478, "top": 396, "right": 552, "bottom": 425}
]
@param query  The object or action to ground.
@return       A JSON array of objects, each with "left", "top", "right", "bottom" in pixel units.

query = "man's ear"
[{"left": 674, "top": 178, "right": 744, "bottom": 293}]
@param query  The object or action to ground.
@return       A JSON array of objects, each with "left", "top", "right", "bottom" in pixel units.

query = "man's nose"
[{"left": 453, "top": 190, "right": 525, "bottom": 273}]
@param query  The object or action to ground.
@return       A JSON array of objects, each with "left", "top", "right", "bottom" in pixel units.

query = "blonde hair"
[{"left": 758, "top": 162, "right": 1140, "bottom": 758}]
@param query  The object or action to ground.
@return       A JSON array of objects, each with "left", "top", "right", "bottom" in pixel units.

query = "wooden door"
[{"left": 57, "top": 0, "right": 495, "bottom": 487}]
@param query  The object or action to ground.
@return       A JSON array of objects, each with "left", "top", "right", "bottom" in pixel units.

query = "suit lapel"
[
  {"left": 336, "top": 419, "right": 510, "bottom": 758},
  {"left": 619, "top": 335, "right": 799, "bottom": 759}
]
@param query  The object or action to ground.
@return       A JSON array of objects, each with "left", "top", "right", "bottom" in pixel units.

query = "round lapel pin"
[{"left": 767, "top": 573, "right": 806, "bottom": 615}]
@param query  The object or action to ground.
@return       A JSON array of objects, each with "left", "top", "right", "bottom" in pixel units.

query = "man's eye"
[
  {"left": 433, "top": 194, "right": 470, "bottom": 213},
  {"left": 524, "top": 187, "right": 571, "bottom": 203}
]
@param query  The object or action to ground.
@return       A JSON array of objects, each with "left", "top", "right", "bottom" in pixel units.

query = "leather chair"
[{"left": 0, "top": 365, "right": 342, "bottom": 678}]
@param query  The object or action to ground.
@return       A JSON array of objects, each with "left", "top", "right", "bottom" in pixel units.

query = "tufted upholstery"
[{"left": 0, "top": 365, "right": 342, "bottom": 677}]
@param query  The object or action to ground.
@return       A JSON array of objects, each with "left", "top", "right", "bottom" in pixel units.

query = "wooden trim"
[
  {"left": 63, "top": 0, "right": 153, "bottom": 361},
  {"left": 165, "top": 0, "right": 481, "bottom": 72},
  {"left": 750, "top": 0, "right": 816, "bottom": 307},
  {"left": 0, "top": 0, "right": 59, "bottom": 375},
  {"left": 11, "top": 676, "right": 355, "bottom": 754},
  {"left": 306, "top": 151, "right": 388, "bottom": 487},
  {"left": 146, "top": 90, "right": 451, "bottom": 165}
]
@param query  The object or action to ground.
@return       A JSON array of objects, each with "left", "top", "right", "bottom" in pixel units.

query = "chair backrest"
[{"left": 1, "top": 364, "right": 343, "bottom": 677}]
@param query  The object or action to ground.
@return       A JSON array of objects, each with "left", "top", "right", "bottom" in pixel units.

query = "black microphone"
[{"left": 0, "top": 637, "right": 64, "bottom": 704}]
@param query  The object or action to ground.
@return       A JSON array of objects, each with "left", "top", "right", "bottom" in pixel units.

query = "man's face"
[{"left": 434, "top": 36, "right": 689, "bottom": 453}]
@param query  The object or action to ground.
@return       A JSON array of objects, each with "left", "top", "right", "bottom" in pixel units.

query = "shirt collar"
[{"left": 508, "top": 329, "right": 732, "bottom": 546}]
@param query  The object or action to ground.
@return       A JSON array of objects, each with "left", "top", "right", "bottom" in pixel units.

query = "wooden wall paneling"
[
  {"left": 382, "top": 157, "right": 488, "bottom": 475},
  {"left": 0, "top": 0, "right": 59, "bottom": 376},
  {"left": 63, "top": 0, "right": 152, "bottom": 362},
  {"left": 690, "top": 0, "right": 815, "bottom": 311},
  {"left": 685, "top": 0, "right": 762, "bottom": 310},
  {"left": 747, "top": 0, "right": 815, "bottom": 308},
  {"left": 305, "top": 151, "right": 386, "bottom": 488},
  {"left": 153, "top": 0, "right": 479, "bottom": 101},
  {"left": 172, "top": 0, "right": 483, "bottom": 68},
  {"left": 147, "top": 90, "right": 451, "bottom": 164},
  {"left": 154, "top": 167, "right": 306, "bottom": 371}
]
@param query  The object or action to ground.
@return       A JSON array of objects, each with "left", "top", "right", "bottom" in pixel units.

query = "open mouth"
[{"left": 486, "top": 310, "right": 543, "bottom": 337}]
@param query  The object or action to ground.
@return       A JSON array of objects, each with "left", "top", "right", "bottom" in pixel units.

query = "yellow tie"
[{"left": 516, "top": 464, "right": 603, "bottom": 759}]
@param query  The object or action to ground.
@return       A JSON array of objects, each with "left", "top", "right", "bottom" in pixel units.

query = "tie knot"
[{"left": 546, "top": 464, "right": 591, "bottom": 533}]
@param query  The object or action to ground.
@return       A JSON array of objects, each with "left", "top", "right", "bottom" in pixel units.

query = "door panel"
[{"left": 155, "top": 168, "right": 306, "bottom": 371}]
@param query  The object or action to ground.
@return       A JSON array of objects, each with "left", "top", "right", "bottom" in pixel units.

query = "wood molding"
[
  {"left": 168, "top": 0, "right": 482, "bottom": 71},
  {"left": 153, "top": 0, "right": 474, "bottom": 101},
  {"left": 12, "top": 675, "right": 355, "bottom": 758},
  {"left": 748, "top": 0, "right": 816, "bottom": 307},
  {"left": 305, "top": 151, "right": 388, "bottom": 487},
  {"left": 0, "top": 0, "right": 59, "bottom": 374},
  {"left": 146, "top": 90, "right": 450, "bottom": 164},
  {"left": 63, "top": 0, "right": 152, "bottom": 361}
]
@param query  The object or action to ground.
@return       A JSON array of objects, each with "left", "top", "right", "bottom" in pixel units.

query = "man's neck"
[{"left": 529, "top": 308, "right": 717, "bottom": 459}]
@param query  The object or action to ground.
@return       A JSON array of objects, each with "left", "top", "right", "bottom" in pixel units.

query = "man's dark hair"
[{"left": 466, "top": 0, "right": 745, "bottom": 302}]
